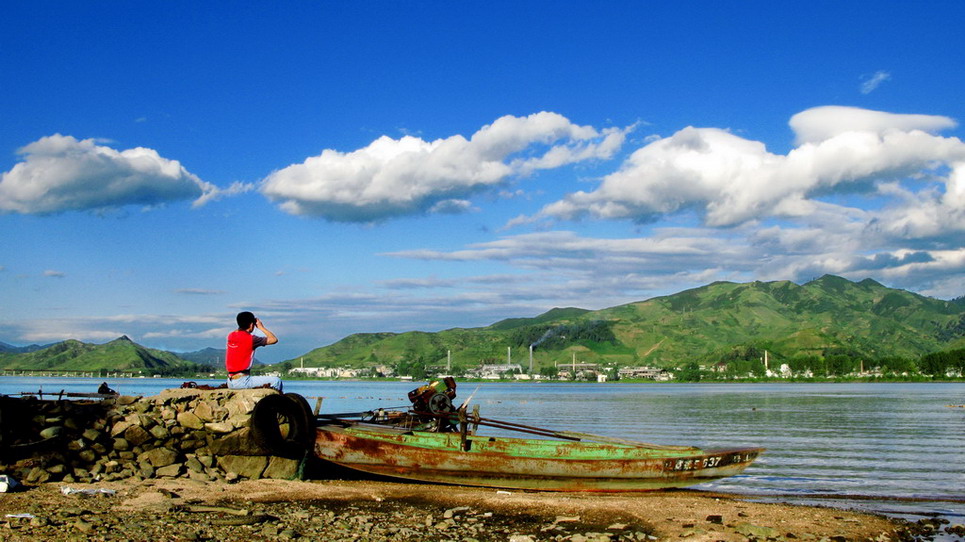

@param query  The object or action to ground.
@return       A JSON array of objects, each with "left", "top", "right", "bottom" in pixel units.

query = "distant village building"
[
  {"left": 558, "top": 362, "right": 600, "bottom": 372},
  {"left": 373, "top": 365, "right": 395, "bottom": 377},
  {"left": 289, "top": 366, "right": 360, "bottom": 378},
  {"left": 558, "top": 369, "right": 602, "bottom": 381},
  {"left": 466, "top": 363, "right": 523, "bottom": 379},
  {"left": 289, "top": 367, "right": 333, "bottom": 377},
  {"left": 618, "top": 366, "right": 671, "bottom": 381},
  {"left": 554, "top": 361, "right": 600, "bottom": 380},
  {"left": 766, "top": 363, "right": 793, "bottom": 378},
  {"left": 849, "top": 364, "right": 884, "bottom": 378}
]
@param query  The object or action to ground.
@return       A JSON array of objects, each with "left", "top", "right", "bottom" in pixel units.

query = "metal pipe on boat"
[
  {"left": 409, "top": 410, "right": 581, "bottom": 440},
  {"left": 315, "top": 406, "right": 410, "bottom": 420},
  {"left": 472, "top": 415, "right": 579, "bottom": 436},
  {"left": 418, "top": 411, "right": 699, "bottom": 450}
]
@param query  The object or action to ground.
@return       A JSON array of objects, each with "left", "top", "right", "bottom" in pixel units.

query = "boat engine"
[{"left": 408, "top": 376, "right": 457, "bottom": 415}]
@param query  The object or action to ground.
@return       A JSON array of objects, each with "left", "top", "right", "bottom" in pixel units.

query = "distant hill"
[
  {"left": 0, "top": 341, "right": 53, "bottom": 354},
  {"left": 171, "top": 346, "right": 266, "bottom": 369},
  {"left": 488, "top": 307, "right": 591, "bottom": 330},
  {"left": 175, "top": 347, "right": 225, "bottom": 367},
  {"left": 0, "top": 335, "right": 200, "bottom": 375},
  {"left": 595, "top": 275, "right": 963, "bottom": 364},
  {"left": 289, "top": 275, "right": 964, "bottom": 372}
]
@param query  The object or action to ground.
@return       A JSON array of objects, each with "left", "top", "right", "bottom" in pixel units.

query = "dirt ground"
[{"left": 0, "top": 478, "right": 919, "bottom": 541}]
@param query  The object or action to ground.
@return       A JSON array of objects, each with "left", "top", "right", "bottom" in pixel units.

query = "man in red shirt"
[{"left": 225, "top": 311, "right": 282, "bottom": 391}]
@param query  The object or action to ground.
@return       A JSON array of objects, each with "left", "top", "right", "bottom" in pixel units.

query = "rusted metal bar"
[
  {"left": 474, "top": 415, "right": 562, "bottom": 434},
  {"left": 459, "top": 408, "right": 470, "bottom": 451},
  {"left": 409, "top": 410, "right": 581, "bottom": 440},
  {"left": 470, "top": 417, "right": 581, "bottom": 440},
  {"left": 315, "top": 405, "right": 410, "bottom": 420}
]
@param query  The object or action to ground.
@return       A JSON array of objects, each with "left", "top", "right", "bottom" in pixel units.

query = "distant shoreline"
[{"left": 2, "top": 373, "right": 963, "bottom": 385}]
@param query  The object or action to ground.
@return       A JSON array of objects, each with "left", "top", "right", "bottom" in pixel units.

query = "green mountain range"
[
  {"left": 0, "top": 335, "right": 199, "bottom": 375},
  {"left": 1, "top": 276, "right": 962, "bottom": 376},
  {"left": 0, "top": 341, "right": 51, "bottom": 354},
  {"left": 289, "top": 275, "right": 964, "bottom": 373}
]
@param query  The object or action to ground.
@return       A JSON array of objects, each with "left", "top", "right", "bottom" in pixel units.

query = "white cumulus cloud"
[
  {"left": 789, "top": 105, "right": 956, "bottom": 145},
  {"left": 0, "top": 134, "right": 218, "bottom": 214},
  {"left": 260, "top": 112, "right": 630, "bottom": 222},
  {"left": 535, "top": 106, "right": 965, "bottom": 230}
]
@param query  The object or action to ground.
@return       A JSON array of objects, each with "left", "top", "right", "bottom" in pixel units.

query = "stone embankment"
[{"left": 0, "top": 388, "right": 305, "bottom": 485}]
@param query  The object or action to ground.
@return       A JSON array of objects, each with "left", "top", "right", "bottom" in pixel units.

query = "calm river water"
[{"left": 3, "top": 378, "right": 963, "bottom": 526}]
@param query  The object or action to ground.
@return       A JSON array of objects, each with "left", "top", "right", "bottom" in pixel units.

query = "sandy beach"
[{"left": 0, "top": 478, "right": 923, "bottom": 541}]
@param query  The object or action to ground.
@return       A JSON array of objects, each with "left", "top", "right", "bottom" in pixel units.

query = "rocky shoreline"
[
  {"left": 0, "top": 478, "right": 943, "bottom": 541},
  {"left": 0, "top": 389, "right": 959, "bottom": 541}
]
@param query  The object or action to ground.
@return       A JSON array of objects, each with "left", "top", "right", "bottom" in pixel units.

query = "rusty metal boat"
[
  {"left": 308, "top": 379, "right": 764, "bottom": 492},
  {"left": 313, "top": 423, "right": 762, "bottom": 491}
]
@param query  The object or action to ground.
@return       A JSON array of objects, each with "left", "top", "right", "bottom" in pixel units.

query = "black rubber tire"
[
  {"left": 250, "top": 394, "right": 312, "bottom": 458},
  {"left": 284, "top": 392, "right": 316, "bottom": 437}
]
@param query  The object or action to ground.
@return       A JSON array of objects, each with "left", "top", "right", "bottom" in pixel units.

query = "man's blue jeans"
[{"left": 227, "top": 374, "right": 283, "bottom": 392}]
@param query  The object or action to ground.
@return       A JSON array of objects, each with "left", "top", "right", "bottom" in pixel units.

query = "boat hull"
[{"left": 314, "top": 425, "right": 763, "bottom": 492}]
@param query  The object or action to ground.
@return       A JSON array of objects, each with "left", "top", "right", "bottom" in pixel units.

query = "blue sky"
[{"left": 2, "top": 2, "right": 963, "bottom": 363}]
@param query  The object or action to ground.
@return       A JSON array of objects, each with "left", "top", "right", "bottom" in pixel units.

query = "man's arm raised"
[{"left": 255, "top": 318, "right": 278, "bottom": 345}]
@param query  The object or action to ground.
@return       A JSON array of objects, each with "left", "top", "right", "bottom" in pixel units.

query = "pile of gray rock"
[{"left": 0, "top": 388, "right": 303, "bottom": 486}]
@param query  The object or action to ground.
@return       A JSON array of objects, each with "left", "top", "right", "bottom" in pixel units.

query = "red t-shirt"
[{"left": 225, "top": 330, "right": 267, "bottom": 373}]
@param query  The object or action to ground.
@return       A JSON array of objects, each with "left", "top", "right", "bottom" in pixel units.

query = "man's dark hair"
[{"left": 236, "top": 311, "right": 256, "bottom": 329}]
